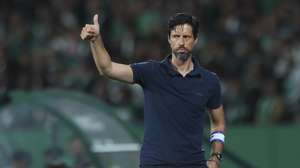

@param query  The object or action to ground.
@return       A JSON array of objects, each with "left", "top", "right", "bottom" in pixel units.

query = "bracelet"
[{"left": 210, "top": 131, "right": 225, "bottom": 144}]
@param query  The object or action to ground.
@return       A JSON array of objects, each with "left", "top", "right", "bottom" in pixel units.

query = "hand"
[
  {"left": 80, "top": 14, "right": 100, "bottom": 42},
  {"left": 207, "top": 159, "right": 219, "bottom": 168}
]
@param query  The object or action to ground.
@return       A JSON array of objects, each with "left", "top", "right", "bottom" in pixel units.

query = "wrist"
[
  {"left": 210, "top": 152, "right": 222, "bottom": 162},
  {"left": 90, "top": 35, "right": 101, "bottom": 43}
]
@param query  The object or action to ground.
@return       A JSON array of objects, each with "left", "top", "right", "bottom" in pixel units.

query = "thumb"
[{"left": 93, "top": 14, "right": 99, "bottom": 25}]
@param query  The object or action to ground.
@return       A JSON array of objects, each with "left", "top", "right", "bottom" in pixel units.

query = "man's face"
[{"left": 168, "top": 24, "right": 197, "bottom": 62}]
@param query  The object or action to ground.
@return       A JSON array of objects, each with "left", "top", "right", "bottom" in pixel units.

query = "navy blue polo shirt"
[{"left": 130, "top": 55, "right": 222, "bottom": 167}]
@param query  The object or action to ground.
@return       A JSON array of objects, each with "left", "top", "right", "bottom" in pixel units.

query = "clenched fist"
[{"left": 80, "top": 14, "right": 100, "bottom": 42}]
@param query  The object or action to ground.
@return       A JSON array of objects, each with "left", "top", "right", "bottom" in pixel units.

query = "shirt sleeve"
[
  {"left": 206, "top": 75, "right": 222, "bottom": 109},
  {"left": 130, "top": 61, "right": 154, "bottom": 86}
]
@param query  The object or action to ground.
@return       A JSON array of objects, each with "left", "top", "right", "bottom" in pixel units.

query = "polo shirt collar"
[{"left": 161, "top": 54, "right": 203, "bottom": 77}]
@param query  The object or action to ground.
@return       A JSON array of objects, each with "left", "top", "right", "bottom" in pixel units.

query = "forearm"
[
  {"left": 210, "top": 140, "right": 224, "bottom": 154},
  {"left": 210, "top": 108, "right": 225, "bottom": 133},
  {"left": 209, "top": 130, "right": 224, "bottom": 165},
  {"left": 209, "top": 126, "right": 225, "bottom": 156},
  {"left": 208, "top": 106, "right": 226, "bottom": 164},
  {"left": 89, "top": 36, "right": 112, "bottom": 76},
  {"left": 210, "top": 120, "right": 225, "bottom": 151},
  {"left": 208, "top": 141, "right": 223, "bottom": 167}
]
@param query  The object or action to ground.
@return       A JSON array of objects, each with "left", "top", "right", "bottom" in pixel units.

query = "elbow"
[
  {"left": 98, "top": 70, "right": 104, "bottom": 76},
  {"left": 100, "top": 66, "right": 113, "bottom": 77},
  {"left": 95, "top": 67, "right": 104, "bottom": 76},
  {"left": 96, "top": 64, "right": 111, "bottom": 77}
]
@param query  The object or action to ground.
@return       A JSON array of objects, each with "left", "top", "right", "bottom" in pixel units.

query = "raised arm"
[{"left": 80, "top": 14, "right": 134, "bottom": 83}]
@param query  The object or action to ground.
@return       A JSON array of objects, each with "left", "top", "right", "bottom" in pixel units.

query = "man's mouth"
[{"left": 177, "top": 48, "right": 188, "bottom": 53}]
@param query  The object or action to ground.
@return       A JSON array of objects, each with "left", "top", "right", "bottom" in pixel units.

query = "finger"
[
  {"left": 208, "top": 161, "right": 218, "bottom": 168},
  {"left": 93, "top": 14, "right": 99, "bottom": 25},
  {"left": 85, "top": 24, "right": 92, "bottom": 28},
  {"left": 87, "top": 30, "right": 96, "bottom": 34},
  {"left": 81, "top": 31, "right": 89, "bottom": 40},
  {"left": 81, "top": 28, "right": 87, "bottom": 36},
  {"left": 86, "top": 26, "right": 92, "bottom": 32},
  {"left": 80, "top": 29, "right": 85, "bottom": 37},
  {"left": 81, "top": 29, "right": 90, "bottom": 40},
  {"left": 86, "top": 32, "right": 96, "bottom": 36},
  {"left": 84, "top": 32, "right": 96, "bottom": 40},
  {"left": 80, "top": 32, "right": 86, "bottom": 40},
  {"left": 206, "top": 161, "right": 213, "bottom": 168},
  {"left": 87, "top": 27, "right": 96, "bottom": 33}
]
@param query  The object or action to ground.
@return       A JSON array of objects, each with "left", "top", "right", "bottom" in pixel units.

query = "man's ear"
[
  {"left": 168, "top": 35, "right": 171, "bottom": 44},
  {"left": 193, "top": 37, "right": 198, "bottom": 45}
]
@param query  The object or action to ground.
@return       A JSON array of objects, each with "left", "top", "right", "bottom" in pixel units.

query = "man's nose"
[{"left": 178, "top": 37, "right": 184, "bottom": 45}]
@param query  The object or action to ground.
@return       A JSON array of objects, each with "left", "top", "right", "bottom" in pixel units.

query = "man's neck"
[{"left": 171, "top": 54, "right": 194, "bottom": 77}]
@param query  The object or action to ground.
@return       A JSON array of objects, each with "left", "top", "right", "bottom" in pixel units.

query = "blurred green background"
[
  {"left": 1, "top": 0, "right": 300, "bottom": 167},
  {"left": 1, "top": 90, "right": 299, "bottom": 168}
]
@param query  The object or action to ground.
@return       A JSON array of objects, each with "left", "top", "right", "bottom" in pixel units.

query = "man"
[{"left": 81, "top": 13, "right": 225, "bottom": 168}]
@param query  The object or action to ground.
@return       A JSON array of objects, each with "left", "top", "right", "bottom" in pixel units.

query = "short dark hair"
[{"left": 168, "top": 13, "right": 199, "bottom": 38}]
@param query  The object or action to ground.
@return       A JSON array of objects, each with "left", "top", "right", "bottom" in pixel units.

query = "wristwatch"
[{"left": 211, "top": 152, "right": 223, "bottom": 161}]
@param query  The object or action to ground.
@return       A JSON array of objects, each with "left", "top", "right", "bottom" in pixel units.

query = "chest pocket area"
[
  {"left": 182, "top": 90, "right": 208, "bottom": 110},
  {"left": 178, "top": 90, "right": 207, "bottom": 119}
]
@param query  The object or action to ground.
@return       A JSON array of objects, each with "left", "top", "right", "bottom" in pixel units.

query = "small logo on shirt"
[{"left": 195, "top": 92, "right": 203, "bottom": 96}]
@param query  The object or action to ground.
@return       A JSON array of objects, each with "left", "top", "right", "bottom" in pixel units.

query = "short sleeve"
[
  {"left": 206, "top": 75, "right": 222, "bottom": 109},
  {"left": 130, "top": 61, "right": 154, "bottom": 86}
]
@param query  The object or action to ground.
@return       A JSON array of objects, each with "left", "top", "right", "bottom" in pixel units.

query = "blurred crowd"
[
  {"left": 5, "top": 136, "right": 92, "bottom": 168},
  {"left": 1, "top": 0, "right": 300, "bottom": 125}
]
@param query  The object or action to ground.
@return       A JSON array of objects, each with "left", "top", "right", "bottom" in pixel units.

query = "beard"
[{"left": 174, "top": 49, "right": 192, "bottom": 62}]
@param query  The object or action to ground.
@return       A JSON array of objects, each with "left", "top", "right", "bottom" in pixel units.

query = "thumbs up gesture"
[{"left": 80, "top": 14, "right": 100, "bottom": 42}]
